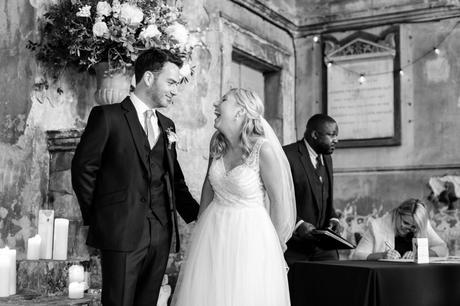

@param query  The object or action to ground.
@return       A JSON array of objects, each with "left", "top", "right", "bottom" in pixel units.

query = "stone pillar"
[
  {"left": 47, "top": 129, "right": 89, "bottom": 261},
  {"left": 46, "top": 129, "right": 102, "bottom": 290},
  {"left": 7, "top": 130, "right": 102, "bottom": 300}
]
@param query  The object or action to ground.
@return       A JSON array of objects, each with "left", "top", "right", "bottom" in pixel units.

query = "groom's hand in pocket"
[{"left": 295, "top": 221, "right": 317, "bottom": 240}]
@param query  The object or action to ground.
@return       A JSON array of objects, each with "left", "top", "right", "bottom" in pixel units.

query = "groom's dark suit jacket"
[
  {"left": 283, "top": 140, "right": 337, "bottom": 255},
  {"left": 71, "top": 97, "right": 199, "bottom": 252}
]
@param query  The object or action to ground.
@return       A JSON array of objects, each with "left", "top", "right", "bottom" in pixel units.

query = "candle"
[
  {"left": 27, "top": 234, "right": 41, "bottom": 260},
  {"left": 68, "top": 281, "right": 84, "bottom": 299},
  {"left": 53, "top": 218, "right": 69, "bottom": 260},
  {"left": 0, "top": 249, "right": 10, "bottom": 297},
  {"left": 7, "top": 248, "right": 16, "bottom": 295},
  {"left": 83, "top": 271, "right": 90, "bottom": 290},
  {"left": 68, "top": 264, "right": 85, "bottom": 283},
  {"left": 38, "top": 209, "right": 54, "bottom": 259}
]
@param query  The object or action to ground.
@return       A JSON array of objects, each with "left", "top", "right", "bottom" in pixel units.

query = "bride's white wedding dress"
[{"left": 172, "top": 138, "right": 290, "bottom": 306}]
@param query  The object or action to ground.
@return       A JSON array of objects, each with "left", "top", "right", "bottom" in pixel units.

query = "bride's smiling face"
[{"left": 213, "top": 93, "right": 242, "bottom": 134}]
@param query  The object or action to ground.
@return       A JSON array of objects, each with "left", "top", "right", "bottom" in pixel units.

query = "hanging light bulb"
[
  {"left": 399, "top": 70, "right": 404, "bottom": 76},
  {"left": 358, "top": 74, "right": 366, "bottom": 84},
  {"left": 327, "top": 61, "right": 333, "bottom": 68},
  {"left": 434, "top": 48, "right": 440, "bottom": 55},
  {"left": 313, "top": 35, "right": 320, "bottom": 43}
]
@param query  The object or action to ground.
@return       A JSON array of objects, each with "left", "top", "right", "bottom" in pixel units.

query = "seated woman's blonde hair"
[{"left": 391, "top": 198, "right": 428, "bottom": 237}]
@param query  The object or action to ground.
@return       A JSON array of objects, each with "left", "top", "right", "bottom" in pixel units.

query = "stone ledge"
[
  {"left": 47, "top": 129, "right": 83, "bottom": 152},
  {"left": 0, "top": 291, "right": 100, "bottom": 305},
  {"left": 16, "top": 258, "right": 101, "bottom": 296}
]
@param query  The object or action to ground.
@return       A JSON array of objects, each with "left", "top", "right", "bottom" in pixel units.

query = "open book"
[{"left": 311, "top": 229, "right": 356, "bottom": 250}]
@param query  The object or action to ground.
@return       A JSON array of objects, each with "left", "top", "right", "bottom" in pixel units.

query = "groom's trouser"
[{"left": 100, "top": 214, "right": 172, "bottom": 306}]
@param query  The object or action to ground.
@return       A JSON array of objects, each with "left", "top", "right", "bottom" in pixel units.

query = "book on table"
[{"left": 311, "top": 229, "right": 356, "bottom": 250}]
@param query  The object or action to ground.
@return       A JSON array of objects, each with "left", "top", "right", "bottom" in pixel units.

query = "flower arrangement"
[{"left": 27, "top": 0, "right": 195, "bottom": 81}]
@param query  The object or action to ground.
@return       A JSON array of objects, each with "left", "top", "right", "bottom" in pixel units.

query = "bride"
[{"left": 172, "top": 88, "right": 296, "bottom": 306}]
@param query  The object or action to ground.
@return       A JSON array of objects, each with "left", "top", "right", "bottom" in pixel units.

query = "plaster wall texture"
[
  {"left": 322, "top": 20, "right": 460, "bottom": 216},
  {"left": 332, "top": 21, "right": 460, "bottom": 169},
  {"left": 295, "top": 0, "right": 457, "bottom": 25},
  {"left": 294, "top": 16, "right": 459, "bottom": 227}
]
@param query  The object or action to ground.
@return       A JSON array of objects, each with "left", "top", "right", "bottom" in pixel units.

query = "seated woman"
[{"left": 352, "top": 198, "right": 448, "bottom": 260}]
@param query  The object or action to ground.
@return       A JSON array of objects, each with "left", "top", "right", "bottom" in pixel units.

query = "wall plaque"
[{"left": 325, "top": 32, "right": 401, "bottom": 147}]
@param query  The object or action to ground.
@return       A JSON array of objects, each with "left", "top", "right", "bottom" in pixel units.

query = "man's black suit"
[
  {"left": 283, "top": 140, "right": 338, "bottom": 264},
  {"left": 71, "top": 98, "right": 199, "bottom": 305}
]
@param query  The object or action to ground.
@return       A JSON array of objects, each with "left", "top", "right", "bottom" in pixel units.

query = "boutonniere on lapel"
[{"left": 165, "top": 127, "right": 177, "bottom": 150}]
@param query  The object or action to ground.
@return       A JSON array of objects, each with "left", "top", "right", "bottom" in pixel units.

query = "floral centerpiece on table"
[{"left": 28, "top": 0, "right": 195, "bottom": 85}]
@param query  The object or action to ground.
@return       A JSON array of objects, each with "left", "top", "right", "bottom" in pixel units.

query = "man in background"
[{"left": 283, "top": 114, "right": 340, "bottom": 264}]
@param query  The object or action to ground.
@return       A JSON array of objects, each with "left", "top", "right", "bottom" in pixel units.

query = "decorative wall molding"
[
  {"left": 219, "top": 12, "right": 291, "bottom": 56},
  {"left": 219, "top": 11, "right": 296, "bottom": 143},
  {"left": 335, "top": 164, "right": 460, "bottom": 174},
  {"left": 229, "top": 0, "right": 297, "bottom": 32},
  {"left": 230, "top": 0, "right": 460, "bottom": 37},
  {"left": 297, "top": 6, "right": 460, "bottom": 37}
]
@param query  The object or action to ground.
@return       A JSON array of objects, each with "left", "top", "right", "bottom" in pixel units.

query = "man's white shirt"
[{"left": 130, "top": 93, "right": 160, "bottom": 146}]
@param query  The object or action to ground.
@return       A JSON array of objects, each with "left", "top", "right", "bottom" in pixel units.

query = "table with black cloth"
[{"left": 289, "top": 260, "right": 460, "bottom": 306}]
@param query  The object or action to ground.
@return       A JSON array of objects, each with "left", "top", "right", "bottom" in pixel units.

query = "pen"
[{"left": 385, "top": 241, "right": 392, "bottom": 250}]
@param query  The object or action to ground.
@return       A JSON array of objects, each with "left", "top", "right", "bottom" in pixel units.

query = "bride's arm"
[
  {"left": 259, "top": 142, "right": 284, "bottom": 216},
  {"left": 198, "top": 157, "right": 214, "bottom": 217},
  {"left": 199, "top": 135, "right": 217, "bottom": 217}
]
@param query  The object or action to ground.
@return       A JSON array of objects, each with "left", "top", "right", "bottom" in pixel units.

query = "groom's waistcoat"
[{"left": 144, "top": 127, "right": 170, "bottom": 226}]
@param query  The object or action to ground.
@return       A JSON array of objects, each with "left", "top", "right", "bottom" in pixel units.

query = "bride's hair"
[{"left": 210, "top": 88, "right": 265, "bottom": 159}]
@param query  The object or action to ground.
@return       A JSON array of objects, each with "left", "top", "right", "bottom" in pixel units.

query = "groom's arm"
[
  {"left": 173, "top": 157, "right": 200, "bottom": 223},
  {"left": 71, "top": 106, "right": 108, "bottom": 225}
]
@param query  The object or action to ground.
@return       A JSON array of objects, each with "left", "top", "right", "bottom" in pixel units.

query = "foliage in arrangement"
[{"left": 27, "top": 0, "right": 195, "bottom": 84}]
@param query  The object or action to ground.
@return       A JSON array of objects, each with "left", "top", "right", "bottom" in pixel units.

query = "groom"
[{"left": 71, "top": 48, "right": 200, "bottom": 306}]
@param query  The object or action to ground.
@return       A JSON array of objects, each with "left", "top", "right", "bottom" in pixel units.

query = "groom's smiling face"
[{"left": 147, "top": 62, "right": 180, "bottom": 108}]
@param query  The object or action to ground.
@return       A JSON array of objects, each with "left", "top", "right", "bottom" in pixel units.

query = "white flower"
[
  {"left": 139, "top": 24, "right": 161, "bottom": 40},
  {"left": 96, "top": 1, "right": 111, "bottom": 17},
  {"left": 76, "top": 5, "right": 91, "bottom": 18},
  {"left": 93, "top": 21, "right": 109, "bottom": 37},
  {"left": 179, "top": 63, "right": 191, "bottom": 78},
  {"left": 165, "top": 22, "right": 189, "bottom": 45},
  {"left": 120, "top": 3, "right": 144, "bottom": 25},
  {"left": 145, "top": 13, "right": 156, "bottom": 24},
  {"left": 111, "top": 0, "right": 121, "bottom": 18},
  {"left": 166, "top": 128, "right": 177, "bottom": 149}
]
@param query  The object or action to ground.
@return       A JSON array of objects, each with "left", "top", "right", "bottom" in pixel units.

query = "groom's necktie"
[{"left": 145, "top": 109, "right": 158, "bottom": 148}]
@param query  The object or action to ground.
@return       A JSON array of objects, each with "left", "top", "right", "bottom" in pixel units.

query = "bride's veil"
[{"left": 260, "top": 118, "right": 296, "bottom": 252}]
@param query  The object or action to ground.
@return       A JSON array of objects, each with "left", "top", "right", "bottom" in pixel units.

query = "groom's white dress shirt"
[{"left": 130, "top": 93, "right": 160, "bottom": 147}]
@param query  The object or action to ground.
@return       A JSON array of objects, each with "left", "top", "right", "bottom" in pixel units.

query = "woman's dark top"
[{"left": 395, "top": 232, "right": 414, "bottom": 255}]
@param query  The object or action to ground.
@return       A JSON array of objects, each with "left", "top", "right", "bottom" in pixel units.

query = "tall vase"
[{"left": 93, "top": 62, "right": 133, "bottom": 105}]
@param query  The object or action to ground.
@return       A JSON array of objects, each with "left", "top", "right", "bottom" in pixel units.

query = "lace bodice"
[{"left": 209, "top": 138, "right": 267, "bottom": 208}]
